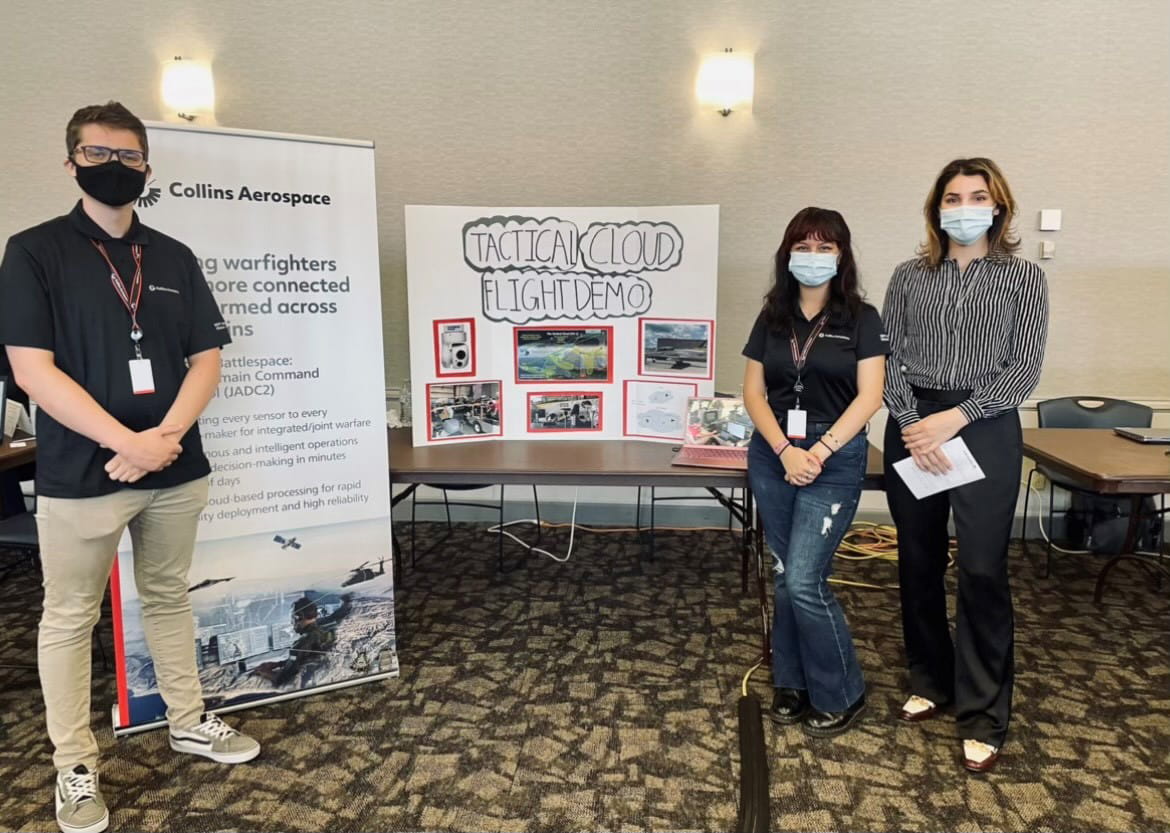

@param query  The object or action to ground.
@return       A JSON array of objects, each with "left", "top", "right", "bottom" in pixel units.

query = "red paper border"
[
  {"left": 513, "top": 325, "right": 614, "bottom": 385},
  {"left": 432, "top": 317, "right": 477, "bottom": 379},
  {"left": 525, "top": 390, "right": 605, "bottom": 433},
  {"left": 637, "top": 317, "right": 715, "bottom": 381},
  {"left": 622, "top": 379, "right": 699, "bottom": 439},
  {"left": 425, "top": 380, "right": 503, "bottom": 442}
]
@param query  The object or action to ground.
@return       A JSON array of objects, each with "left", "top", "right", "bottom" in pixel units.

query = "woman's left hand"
[{"left": 902, "top": 408, "right": 968, "bottom": 454}]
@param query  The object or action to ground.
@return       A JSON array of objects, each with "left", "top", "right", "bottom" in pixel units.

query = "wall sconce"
[
  {"left": 161, "top": 56, "right": 216, "bottom": 123},
  {"left": 696, "top": 48, "right": 754, "bottom": 116}
]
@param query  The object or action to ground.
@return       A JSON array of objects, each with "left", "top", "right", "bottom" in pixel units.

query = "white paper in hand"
[{"left": 893, "top": 437, "right": 986, "bottom": 499}]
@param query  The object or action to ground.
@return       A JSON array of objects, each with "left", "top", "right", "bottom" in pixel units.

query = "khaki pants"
[{"left": 36, "top": 477, "right": 209, "bottom": 771}]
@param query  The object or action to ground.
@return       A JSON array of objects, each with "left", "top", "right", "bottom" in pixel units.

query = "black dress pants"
[{"left": 884, "top": 390, "right": 1021, "bottom": 747}]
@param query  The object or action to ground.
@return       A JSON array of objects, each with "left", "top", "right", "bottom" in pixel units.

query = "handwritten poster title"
[{"left": 462, "top": 216, "right": 684, "bottom": 323}]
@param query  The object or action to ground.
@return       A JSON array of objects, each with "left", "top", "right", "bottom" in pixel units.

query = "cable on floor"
[{"left": 485, "top": 488, "right": 581, "bottom": 563}]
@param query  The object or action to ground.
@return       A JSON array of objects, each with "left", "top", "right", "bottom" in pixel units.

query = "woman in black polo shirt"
[
  {"left": 743, "top": 207, "right": 888, "bottom": 736},
  {"left": 883, "top": 158, "right": 1048, "bottom": 773}
]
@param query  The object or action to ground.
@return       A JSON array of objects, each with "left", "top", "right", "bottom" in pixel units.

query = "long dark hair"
[{"left": 762, "top": 207, "right": 863, "bottom": 331}]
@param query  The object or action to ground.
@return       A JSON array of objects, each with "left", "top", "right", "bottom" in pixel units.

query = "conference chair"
[
  {"left": 635, "top": 486, "right": 752, "bottom": 589},
  {"left": 0, "top": 510, "right": 38, "bottom": 583},
  {"left": 409, "top": 483, "right": 541, "bottom": 573},
  {"left": 0, "top": 509, "right": 111, "bottom": 673},
  {"left": 1021, "top": 396, "right": 1163, "bottom": 577}
]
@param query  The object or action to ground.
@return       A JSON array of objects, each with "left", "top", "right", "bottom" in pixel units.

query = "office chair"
[
  {"left": 1021, "top": 397, "right": 1162, "bottom": 577},
  {"left": 409, "top": 483, "right": 541, "bottom": 572},
  {"left": 0, "top": 509, "right": 112, "bottom": 672},
  {"left": 635, "top": 486, "right": 752, "bottom": 590},
  {"left": 0, "top": 510, "right": 38, "bottom": 581}
]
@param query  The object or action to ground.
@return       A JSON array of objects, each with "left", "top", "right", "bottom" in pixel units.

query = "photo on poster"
[
  {"left": 686, "top": 397, "right": 754, "bottom": 447},
  {"left": 432, "top": 317, "right": 476, "bottom": 378},
  {"left": 514, "top": 326, "right": 613, "bottom": 384},
  {"left": 623, "top": 380, "right": 697, "bottom": 440},
  {"left": 639, "top": 318, "right": 714, "bottom": 379},
  {"left": 527, "top": 391, "right": 603, "bottom": 433},
  {"left": 113, "top": 518, "right": 397, "bottom": 725},
  {"left": 426, "top": 380, "right": 503, "bottom": 440}
]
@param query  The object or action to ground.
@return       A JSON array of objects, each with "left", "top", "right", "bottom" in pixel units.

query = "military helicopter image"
[
  {"left": 187, "top": 576, "right": 235, "bottom": 593},
  {"left": 273, "top": 534, "right": 302, "bottom": 550},
  {"left": 341, "top": 558, "right": 386, "bottom": 588}
]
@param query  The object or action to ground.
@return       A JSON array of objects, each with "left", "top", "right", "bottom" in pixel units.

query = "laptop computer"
[
  {"left": 671, "top": 396, "right": 755, "bottom": 470},
  {"left": 1114, "top": 427, "right": 1170, "bottom": 444}
]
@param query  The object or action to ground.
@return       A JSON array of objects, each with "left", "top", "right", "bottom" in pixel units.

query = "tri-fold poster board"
[{"left": 405, "top": 206, "right": 720, "bottom": 445}]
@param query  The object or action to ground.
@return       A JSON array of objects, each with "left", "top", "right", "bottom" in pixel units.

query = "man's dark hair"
[{"left": 65, "top": 101, "right": 149, "bottom": 160}]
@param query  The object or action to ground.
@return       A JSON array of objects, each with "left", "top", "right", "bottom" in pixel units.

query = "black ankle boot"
[
  {"left": 803, "top": 694, "right": 867, "bottom": 737},
  {"left": 767, "top": 688, "right": 810, "bottom": 725}
]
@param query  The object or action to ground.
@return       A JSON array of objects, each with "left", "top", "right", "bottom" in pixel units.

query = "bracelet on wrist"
[
  {"left": 824, "top": 430, "right": 841, "bottom": 450},
  {"left": 815, "top": 437, "right": 834, "bottom": 456},
  {"left": 772, "top": 440, "right": 791, "bottom": 457}
]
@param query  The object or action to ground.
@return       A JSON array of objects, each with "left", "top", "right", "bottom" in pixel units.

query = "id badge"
[
  {"left": 129, "top": 358, "right": 155, "bottom": 395},
  {"left": 786, "top": 408, "right": 808, "bottom": 439}
]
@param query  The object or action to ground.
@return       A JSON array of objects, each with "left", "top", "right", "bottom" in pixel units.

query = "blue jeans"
[{"left": 748, "top": 425, "right": 867, "bottom": 712}]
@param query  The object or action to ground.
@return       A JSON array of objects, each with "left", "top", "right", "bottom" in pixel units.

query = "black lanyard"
[
  {"left": 789, "top": 313, "right": 828, "bottom": 408},
  {"left": 92, "top": 240, "right": 145, "bottom": 358}
]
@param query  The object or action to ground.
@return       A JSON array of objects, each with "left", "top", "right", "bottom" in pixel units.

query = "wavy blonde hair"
[{"left": 917, "top": 157, "right": 1019, "bottom": 266}]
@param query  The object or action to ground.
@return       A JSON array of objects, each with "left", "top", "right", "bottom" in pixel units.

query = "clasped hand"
[
  {"left": 901, "top": 408, "right": 967, "bottom": 474},
  {"left": 104, "top": 424, "right": 185, "bottom": 483},
  {"left": 781, "top": 446, "right": 822, "bottom": 487}
]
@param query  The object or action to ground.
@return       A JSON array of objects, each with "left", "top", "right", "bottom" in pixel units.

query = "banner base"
[{"left": 111, "top": 670, "right": 398, "bottom": 737}]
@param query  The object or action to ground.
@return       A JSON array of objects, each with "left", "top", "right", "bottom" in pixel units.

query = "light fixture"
[
  {"left": 696, "top": 48, "right": 754, "bottom": 116},
  {"left": 161, "top": 56, "right": 216, "bottom": 123}
]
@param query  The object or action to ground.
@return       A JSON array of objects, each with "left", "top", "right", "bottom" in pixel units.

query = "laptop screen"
[{"left": 684, "top": 397, "right": 755, "bottom": 447}]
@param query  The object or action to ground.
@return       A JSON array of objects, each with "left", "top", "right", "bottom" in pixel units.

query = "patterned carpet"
[{"left": 1, "top": 522, "right": 1168, "bottom": 832}]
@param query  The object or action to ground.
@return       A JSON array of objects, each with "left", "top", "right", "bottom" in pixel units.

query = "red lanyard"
[
  {"left": 92, "top": 240, "right": 145, "bottom": 357},
  {"left": 789, "top": 313, "right": 829, "bottom": 405}
]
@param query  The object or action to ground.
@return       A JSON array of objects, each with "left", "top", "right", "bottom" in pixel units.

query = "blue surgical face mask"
[
  {"left": 939, "top": 205, "right": 994, "bottom": 246},
  {"left": 789, "top": 252, "right": 838, "bottom": 286}
]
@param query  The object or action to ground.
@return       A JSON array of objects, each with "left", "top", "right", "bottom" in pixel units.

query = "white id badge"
[
  {"left": 129, "top": 359, "right": 155, "bottom": 395},
  {"left": 786, "top": 409, "right": 808, "bottom": 439}
]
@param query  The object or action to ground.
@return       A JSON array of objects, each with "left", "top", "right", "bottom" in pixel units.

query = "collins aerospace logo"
[
  {"left": 137, "top": 179, "right": 333, "bottom": 208},
  {"left": 137, "top": 179, "right": 163, "bottom": 208}
]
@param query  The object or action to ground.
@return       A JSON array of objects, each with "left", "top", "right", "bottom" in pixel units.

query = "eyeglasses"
[{"left": 73, "top": 145, "right": 147, "bottom": 167}]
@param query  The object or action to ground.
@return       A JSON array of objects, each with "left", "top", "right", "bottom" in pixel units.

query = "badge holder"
[
  {"left": 787, "top": 381, "right": 808, "bottom": 439},
  {"left": 128, "top": 326, "right": 155, "bottom": 395}
]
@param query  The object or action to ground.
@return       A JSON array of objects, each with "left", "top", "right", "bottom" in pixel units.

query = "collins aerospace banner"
[{"left": 110, "top": 124, "right": 397, "bottom": 732}]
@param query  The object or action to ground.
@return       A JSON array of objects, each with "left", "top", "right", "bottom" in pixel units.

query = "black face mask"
[{"left": 73, "top": 160, "right": 148, "bottom": 207}]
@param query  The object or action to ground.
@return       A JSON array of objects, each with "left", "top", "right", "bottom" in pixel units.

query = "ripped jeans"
[{"left": 748, "top": 425, "right": 867, "bottom": 712}]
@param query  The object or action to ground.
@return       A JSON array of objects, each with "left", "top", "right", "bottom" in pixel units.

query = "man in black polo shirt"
[{"left": 0, "top": 101, "right": 260, "bottom": 833}]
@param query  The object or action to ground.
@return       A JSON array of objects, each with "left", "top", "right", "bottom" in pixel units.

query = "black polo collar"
[{"left": 68, "top": 200, "right": 151, "bottom": 245}]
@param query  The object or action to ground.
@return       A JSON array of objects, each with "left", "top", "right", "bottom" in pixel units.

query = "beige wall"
[{"left": 2, "top": 0, "right": 1167, "bottom": 401}]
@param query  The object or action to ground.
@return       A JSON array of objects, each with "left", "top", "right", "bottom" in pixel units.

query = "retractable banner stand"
[
  {"left": 405, "top": 206, "right": 719, "bottom": 446},
  {"left": 110, "top": 124, "right": 397, "bottom": 733}
]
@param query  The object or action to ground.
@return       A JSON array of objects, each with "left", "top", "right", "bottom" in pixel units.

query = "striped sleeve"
[
  {"left": 881, "top": 262, "right": 921, "bottom": 428},
  {"left": 957, "top": 264, "right": 1049, "bottom": 422}
]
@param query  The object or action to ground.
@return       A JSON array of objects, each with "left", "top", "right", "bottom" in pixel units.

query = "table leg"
[{"left": 753, "top": 502, "right": 771, "bottom": 666}]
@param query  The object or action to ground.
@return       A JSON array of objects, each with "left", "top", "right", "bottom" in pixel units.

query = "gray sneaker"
[
  {"left": 169, "top": 712, "right": 261, "bottom": 763},
  {"left": 55, "top": 765, "right": 109, "bottom": 833}
]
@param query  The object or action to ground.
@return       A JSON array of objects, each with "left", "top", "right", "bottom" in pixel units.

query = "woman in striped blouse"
[{"left": 882, "top": 158, "right": 1048, "bottom": 774}]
